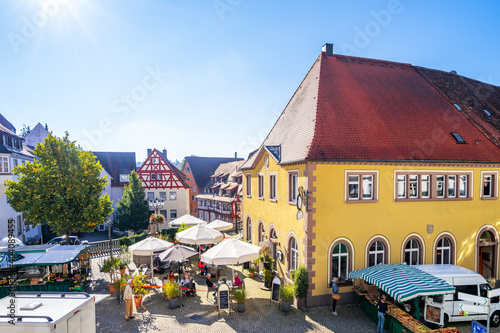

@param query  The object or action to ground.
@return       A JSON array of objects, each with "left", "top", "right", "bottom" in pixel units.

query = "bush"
[
  {"left": 294, "top": 265, "right": 309, "bottom": 299},
  {"left": 132, "top": 272, "right": 148, "bottom": 296},
  {"left": 280, "top": 284, "right": 294, "bottom": 302},
  {"left": 162, "top": 281, "right": 180, "bottom": 299}
]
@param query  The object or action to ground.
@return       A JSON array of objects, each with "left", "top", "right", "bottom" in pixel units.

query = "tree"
[
  {"left": 113, "top": 170, "right": 150, "bottom": 233},
  {"left": 5, "top": 133, "right": 112, "bottom": 244},
  {"left": 294, "top": 265, "right": 309, "bottom": 308},
  {"left": 20, "top": 124, "right": 31, "bottom": 138}
]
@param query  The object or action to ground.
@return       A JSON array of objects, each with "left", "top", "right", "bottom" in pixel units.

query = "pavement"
[{"left": 87, "top": 255, "right": 496, "bottom": 333}]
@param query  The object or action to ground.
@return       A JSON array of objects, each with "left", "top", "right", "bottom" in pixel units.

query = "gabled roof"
[
  {"left": 93, "top": 151, "right": 136, "bottom": 187},
  {"left": 0, "top": 114, "right": 16, "bottom": 133},
  {"left": 138, "top": 149, "right": 189, "bottom": 189},
  {"left": 184, "top": 156, "right": 243, "bottom": 187},
  {"left": 241, "top": 52, "right": 500, "bottom": 169},
  {"left": 24, "top": 123, "right": 49, "bottom": 149}
]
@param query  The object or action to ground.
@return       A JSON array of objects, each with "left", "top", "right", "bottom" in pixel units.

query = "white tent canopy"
[
  {"left": 0, "top": 236, "right": 24, "bottom": 247},
  {"left": 158, "top": 244, "right": 198, "bottom": 262},
  {"left": 129, "top": 236, "right": 174, "bottom": 256},
  {"left": 176, "top": 224, "right": 223, "bottom": 245},
  {"left": 200, "top": 238, "right": 261, "bottom": 265},
  {"left": 207, "top": 220, "right": 233, "bottom": 232},
  {"left": 169, "top": 214, "right": 207, "bottom": 228}
]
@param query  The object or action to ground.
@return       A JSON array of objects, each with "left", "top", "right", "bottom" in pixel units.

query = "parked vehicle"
[
  {"left": 47, "top": 236, "right": 80, "bottom": 245},
  {"left": 415, "top": 264, "right": 500, "bottom": 327},
  {"left": 0, "top": 292, "right": 108, "bottom": 332}
]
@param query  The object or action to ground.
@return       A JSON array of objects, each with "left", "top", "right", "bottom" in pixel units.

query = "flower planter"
[
  {"left": 237, "top": 302, "right": 245, "bottom": 313},
  {"left": 134, "top": 295, "right": 143, "bottom": 307},
  {"left": 168, "top": 297, "right": 179, "bottom": 309},
  {"left": 108, "top": 283, "right": 116, "bottom": 293},
  {"left": 249, "top": 272, "right": 254, "bottom": 278},
  {"left": 281, "top": 301, "right": 291, "bottom": 312}
]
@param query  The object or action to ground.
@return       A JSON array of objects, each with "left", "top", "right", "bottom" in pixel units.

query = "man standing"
[
  {"left": 377, "top": 295, "right": 388, "bottom": 333},
  {"left": 124, "top": 279, "right": 135, "bottom": 321}
]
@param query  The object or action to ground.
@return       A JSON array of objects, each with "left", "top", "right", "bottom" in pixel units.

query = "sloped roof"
[
  {"left": 211, "top": 160, "right": 245, "bottom": 179},
  {"left": 241, "top": 52, "right": 500, "bottom": 168},
  {"left": 0, "top": 114, "right": 16, "bottom": 133},
  {"left": 185, "top": 156, "right": 243, "bottom": 187},
  {"left": 93, "top": 151, "right": 136, "bottom": 187},
  {"left": 24, "top": 123, "right": 49, "bottom": 149}
]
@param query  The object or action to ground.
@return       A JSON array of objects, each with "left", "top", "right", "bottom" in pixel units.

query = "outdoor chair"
[{"left": 209, "top": 266, "right": 218, "bottom": 277}]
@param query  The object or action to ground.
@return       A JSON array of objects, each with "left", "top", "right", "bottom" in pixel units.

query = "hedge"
[{"left": 118, "top": 232, "right": 148, "bottom": 246}]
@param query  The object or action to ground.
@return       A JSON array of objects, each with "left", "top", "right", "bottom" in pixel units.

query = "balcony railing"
[{"left": 87, "top": 239, "right": 121, "bottom": 257}]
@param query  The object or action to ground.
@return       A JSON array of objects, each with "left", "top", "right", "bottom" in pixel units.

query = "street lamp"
[{"left": 149, "top": 198, "right": 165, "bottom": 237}]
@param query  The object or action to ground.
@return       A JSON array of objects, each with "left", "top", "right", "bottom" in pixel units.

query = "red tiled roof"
[{"left": 309, "top": 53, "right": 500, "bottom": 161}]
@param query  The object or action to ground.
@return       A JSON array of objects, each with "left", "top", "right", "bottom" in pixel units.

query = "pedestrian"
[
  {"left": 124, "top": 279, "right": 135, "bottom": 321},
  {"left": 233, "top": 273, "right": 242, "bottom": 287},
  {"left": 377, "top": 295, "right": 388, "bottom": 333},
  {"left": 331, "top": 277, "right": 339, "bottom": 315}
]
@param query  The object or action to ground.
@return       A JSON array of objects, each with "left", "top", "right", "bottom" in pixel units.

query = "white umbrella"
[
  {"left": 200, "top": 238, "right": 262, "bottom": 279},
  {"left": 0, "top": 236, "right": 24, "bottom": 247},
  {"left": 168, "top": 214, "right": 207, "bottom": 228},
  {"left": 207, "top": 220, "right": 233, "bottom": 232},
  {"left": 158, "top": 244, "right": 198, "bottom": 262},
  {"left": 176, "top": 224, "right": 223, "bottom": 246},
  {"left": 129, "top": 236, "right": 174, "bottom": 256}
]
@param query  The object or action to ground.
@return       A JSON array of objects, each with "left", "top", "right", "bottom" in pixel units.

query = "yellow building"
[{"left": 241, "top": 44, "right": 500, "bottom": 306}]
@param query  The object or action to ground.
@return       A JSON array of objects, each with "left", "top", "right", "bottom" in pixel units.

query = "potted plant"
[
  {"left": 132, "top": 272, "right": 148, "bottom": 307},
  {"left": 114, "top": 274, "right": 130, "bottom": 301},
  {"left": 163, "top": 280, "right": 180, "bottom": 309},
  {"left": 294, "top": 265, "right": 309, "bottom": 310},
  {"left": 100, "top": 256, "right": 120, "bottom": 293},
  {"left": 280, "top": 284, "right": 294, "bottom": 312},
  {"left": 232, "top": 287, "right": 246, "bottom": 312},
  {"left": 259, "top": 245, "right": 274, "bottom": 288},
  {"left": 248, "top": 265, "right": 255, "bottom": 278},
  {"left": 150, "top": 213, "right": 165, "bottom": 224}
]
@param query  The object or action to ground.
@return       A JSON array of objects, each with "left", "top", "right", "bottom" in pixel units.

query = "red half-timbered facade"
[
  {"left": 138, "top": 149, "right": 188, "bottom": 190},
  {"left": 137, "top": 149, "right": 190, "bottom": 230}
]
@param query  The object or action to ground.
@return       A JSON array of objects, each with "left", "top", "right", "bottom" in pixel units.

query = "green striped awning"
[{"left": 348, "top": 264, "right": 455, "bottom": 302}]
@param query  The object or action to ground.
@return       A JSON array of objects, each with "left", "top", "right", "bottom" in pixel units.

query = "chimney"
[
  {"left": 147, "top": 148, "right": 152, "bottom": 156},
  {"left": 162, "top": 149, "right": 167, "bottom": 160},
  {"left": 234, "top": 152, "right": 237, "bottom": 158},
  {"left": 322, "top": 43, "right": 334, "bottom": 57}
]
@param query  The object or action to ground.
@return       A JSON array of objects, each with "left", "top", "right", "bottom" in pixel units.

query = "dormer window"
[{"left": 3, "top": 134, "right": 9, "bottom": 146}]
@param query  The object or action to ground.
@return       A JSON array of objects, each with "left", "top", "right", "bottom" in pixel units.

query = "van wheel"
[
  {"left": 439, "top": 314, "right": 449, "bottom": 328},
  {"left": 491, "top": 311, "right": 500, "bottom": 327}
]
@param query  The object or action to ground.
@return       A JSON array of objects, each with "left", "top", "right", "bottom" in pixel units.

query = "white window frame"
[
  {"left": 269, "top": 172, "right": 277, "bottom": 201},
  {"left": 397, "top": 175, "right": 406, "bottom": 198},
  {"left": 368, "top": 241, "right": 385, "bottom": 266},
  {"left": 448, "top": 175, "right": 456, "bottom": 198},
  {"left": 481, "top": 171, "right": 498, "bottom": 199},
  {"left": 1, "top": 156, "right": 9, "bottom": 173},
  {"left": 246, "top": 173, "right": 252, "bottom": 197},
  {"left": 287, "top": 170, "right": 298, "bottom": 204},
  {"left": 404, "top": 239, "right": 420, "bottom": 265},
  {"left": 258, "top": 173, "right": 265, "bottom": 199},
  {"left": 436, "top": 237, "right": 452, "bottom": 265},
  {"left": 348, "top": 175, "right": 360, "bottom": 200},
  {"left": 152, "top": 158, "right": 159, "bottom": 164},
  {"left": 159, "top": 192, "right": 167, "bottom": 200},
  {"left": 436, "top": 175, "right": 445, "bottom": 198},
  {"left": 332, "top": 243, "right": 349, "bottom": 281},
  {"left": 170, "top": 209, "right": 177, "bottom": 220},
  {"left": 119, "top": 174, "right": 130, "bottom": 182},
  {"left": 289, "top": 237, "right": 299, "bottom": 272},
  {"left": 409, "top": 175, "right": 418, "bottom": 198},
  {"left": 170, "top": 191, "right": 177, "bottom": 200},
  {"left": 459, "top": 175, "right": 468, "bottom": 198},
  {"left": 421, "top": 175, "right": 430, "bottom": 198}
]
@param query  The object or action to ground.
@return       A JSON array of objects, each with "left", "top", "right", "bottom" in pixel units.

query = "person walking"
[
  {"left": 124, "top": 279, "right": 135, "bottom": 321},
  {"left": 377, "top": 295, "right": 388, "bottom": 333},
  {"left": 331, "top": 277, "right": 339, "bottom": 315}
]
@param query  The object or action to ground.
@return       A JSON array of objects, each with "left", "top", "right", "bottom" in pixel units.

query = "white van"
[
  {"left": 0, "top": 292, "right": 108, "bottom": 333},
  {"left": 414, "top": 264, "right": 500, "bottom": 327}
]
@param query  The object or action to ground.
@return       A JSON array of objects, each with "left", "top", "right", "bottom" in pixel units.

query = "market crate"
[{"left": 414, "top": 325, "right": 432, "bottom": 333}]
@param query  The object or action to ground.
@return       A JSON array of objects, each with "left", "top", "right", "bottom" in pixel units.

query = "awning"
[
  {"left": 348, "top": 264, "right": 455, "bottom": 302},
  {"left": 12, "top": 245, "right": 90, "bottom": 267}
]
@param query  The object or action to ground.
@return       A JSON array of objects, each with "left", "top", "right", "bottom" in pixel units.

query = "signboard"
[
  {"left": 218, "top": 283, "right": 229, "bottom": 311},
  {"left": 459, "top": 303, "right": 488, "bottom": 314},
  {"left": 472, "top": 320, "right": 487, "bottom": 333},
  {"left": 458, "top": 292, "right": 489, "bottom": 305},
  {"left": 425, "top": 304, "right": 442, "bottom": 325},
  {"left": 271, "top": 277, "right": 281, "bottom": 303}
]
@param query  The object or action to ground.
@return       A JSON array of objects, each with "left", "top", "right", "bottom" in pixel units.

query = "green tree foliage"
[
  {"left": 5, "top": 133, "right": 112, "bottom": 244},
  {"left": 294, "top": 265, "right": 309, "bottom": 299},
  {"left": 114, "top": 171, "right": 150, "bottom": 233},
  {"left": 20, "top": 124, "right": 31, "bottom": 138}
]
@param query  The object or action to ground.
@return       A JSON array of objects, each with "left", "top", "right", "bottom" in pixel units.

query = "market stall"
[
  {"left": 0, "top": 244, "right": 92, "bottom": 298},
  {"left": 349, "top": 264, "right": 460, "bottom": 333}
]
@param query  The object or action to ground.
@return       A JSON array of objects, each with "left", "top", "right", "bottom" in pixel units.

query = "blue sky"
[{"left": 1, "top": 0, "right": 499, "bottom": 163}]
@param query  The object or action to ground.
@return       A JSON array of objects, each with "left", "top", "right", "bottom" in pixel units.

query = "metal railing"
[{"left": 87, "top": 239, "right": 121, "bottom": 257}]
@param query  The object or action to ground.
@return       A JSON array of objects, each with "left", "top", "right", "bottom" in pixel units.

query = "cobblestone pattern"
[{"left": 88, "top": 257, "right": 498, "bottom": 333}]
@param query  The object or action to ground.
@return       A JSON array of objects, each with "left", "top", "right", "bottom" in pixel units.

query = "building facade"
[
  {"left": 197, "top": 160, "right": 245, "bottom": 223},
  {"left": 0, "top": 114, "right": 41, "bottom": 243},
  {"left": 241, "top": 45, "right": 500, "bottom": 307},
  {"left": 93, "top": 151, "right": 137, "bottom": 232},
  {"left": 137, "top": 149, "right": 190, "bottom": 230},
  {"left": 182, "top": 156, "right": 242, "bottom": 217}
]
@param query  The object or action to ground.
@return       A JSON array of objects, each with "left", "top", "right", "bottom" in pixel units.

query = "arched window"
[
  {"left": 258, "top": 221, "right": 265, "bottom": 243},
  {"left": 332, "top": 243, "right": 349, "bottom": 281},
  {"left": 289, "top": 237, "right": 299, "bottom": 272},
  {"left": 246, "top": 217, "right": 252, "bottom": 242},
  {"left": 269, "top": 227, "right": 277, "bottom": 241},
  {"left": 368, "top": 240, "right": 386, "bottom": 266},
  {"left": 436, "top": 237, "right": 452, "bottom": 264},
  {"left": 404, "top": 239, "right": 420, "bottom": 265}
]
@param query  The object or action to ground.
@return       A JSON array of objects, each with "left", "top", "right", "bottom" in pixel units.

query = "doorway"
[{"left": 477, "top": 230, "right": 498, "bottom": 281}]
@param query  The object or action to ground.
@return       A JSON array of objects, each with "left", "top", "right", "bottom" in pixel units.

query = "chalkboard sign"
[
  {"left": 218, "top": 283, "right": 229, "bottom": 311},
  {"left": 271, "top": 277, "right": 281, "bottom": 302}
]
